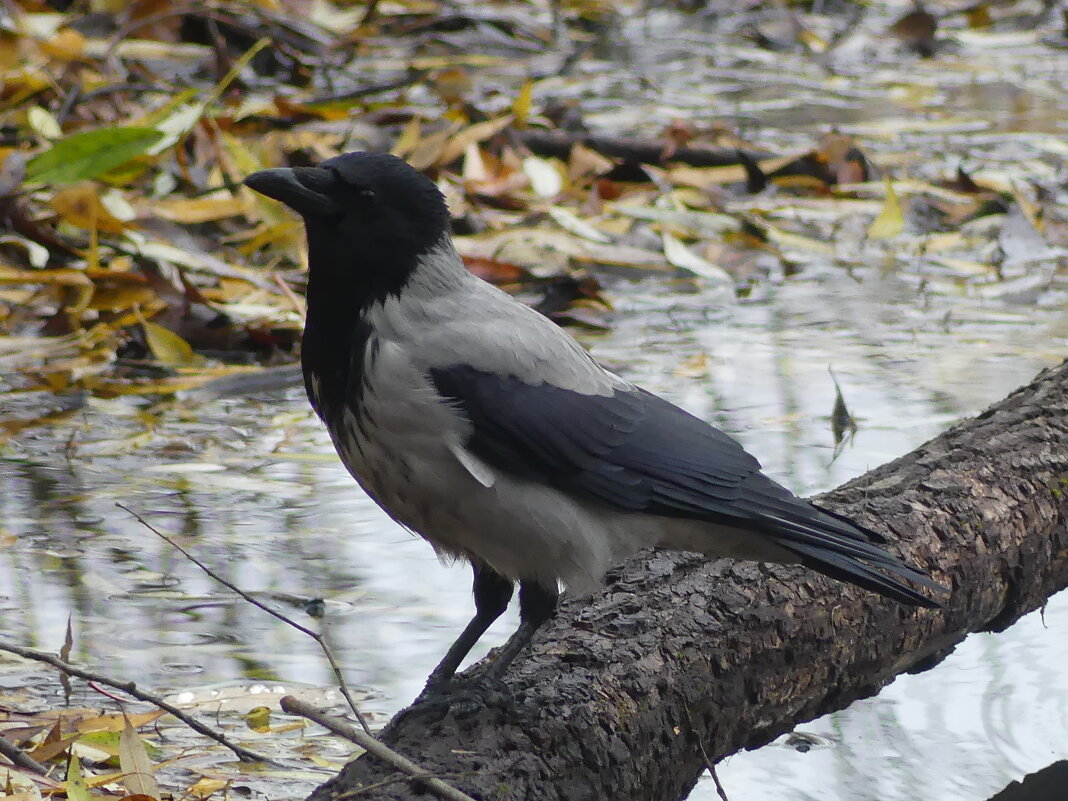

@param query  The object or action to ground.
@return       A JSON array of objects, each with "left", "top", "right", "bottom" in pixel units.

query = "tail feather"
[
  {"left": 737, "top": 479, "right": 947, "bottom": 607},
  {"left": 780, "top": 538, "right": 944, "bottom": 608},
  {"left": 756, "top": 514, "right": 948, "bottom": 606}
]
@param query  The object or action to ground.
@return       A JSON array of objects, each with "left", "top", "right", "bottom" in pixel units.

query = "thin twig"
[
  {"left": 281, "top": 696, "right": 477, "bottom": 801},
  {"left": 685, "top": 705, "right": 730, "bottom": 801},
  {"left": 117, "top": 503, "right": 372, "bottom": 735},
  {"left": 0, "top": 641, "right": 271, "bottom": 764},
  {"left": 88, "top": 680, "right": 132, "bottom": 704},
  {"left": 0, "top": 731, "right": 48, "bottom": 776},
  {"left": 272, "top": 272, "right": 306, "bottom": 316},
  {"left": 707, "top": 763, "right": 730, "bottom": 801},
  {"left": 695, "top": 728, "right": 730, "bottom": 801}
]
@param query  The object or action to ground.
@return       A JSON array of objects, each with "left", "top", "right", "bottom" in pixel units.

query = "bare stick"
[
  {"left": 0, "top": 641, "right": 271, "bottom": 764},
  {"left": 117, "top": 504, "right": 371, "bottom": 734},
  {"left": 281, "top": 696, "right": 477, "bottom": 801},
  {"left": 0, "top": 731, "right": 48, "bottom": 776},
  {"left": 686, "top": 705, "right": 730, "bottom": 801}
]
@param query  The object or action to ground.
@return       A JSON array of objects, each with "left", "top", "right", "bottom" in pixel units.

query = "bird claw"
[
  {"left": 408, "top": 674, "right": 511, "bottom": 719},
  {"left": 444, "top": 676, "right": 511, "bottom": 717}
]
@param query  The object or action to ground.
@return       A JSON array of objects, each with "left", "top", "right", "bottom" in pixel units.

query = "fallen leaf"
[
  {"left": 867, "top": 176, "right": 905, "bottom": 240},
  {"left": 142, "top": 321, "right": 196, "bottom": 366},
  {"left": 662, "top": 231, "right": 732, "bottom": 282},
  {"left": 119, "top": 714, "right": 160, "bottom": 799},
  {"left": 512, "top": 78, "right": 534, "bottom": 125},
  {"left": 64, "top": 753, "right": 92, "bottom": 801},
  {"left": 523, "top": 156, "right": 563, "bottom": 198},
  {"left": 49, "top": 184, "right": 130, "bottom": 234},
  {"left": 435, "top": 116, "right": 514, "bottom": 168},
  {"left": 26, "top": 127, "right": 165, "bottom": 185}
]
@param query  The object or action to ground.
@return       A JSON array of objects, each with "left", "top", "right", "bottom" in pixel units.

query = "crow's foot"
[
  {"left": 404, "top": 674, "right": 511, "bottom": 720},
  {"left": 444, "top": 675, "right": 511, "bottom": 717}
]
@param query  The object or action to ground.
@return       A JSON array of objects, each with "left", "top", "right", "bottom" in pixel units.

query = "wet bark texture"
[{"left": 308, "top": 360, "right": 1068, "bottom": 801}]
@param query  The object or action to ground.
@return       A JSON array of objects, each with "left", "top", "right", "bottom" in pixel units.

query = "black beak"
[{"left": 244, "top": 167, "right": 340, "bottom": 217}]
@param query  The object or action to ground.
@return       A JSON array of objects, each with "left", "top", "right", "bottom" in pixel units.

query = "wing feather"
[{"left": 429, "top": 364, "right": 944, "bottom": 606}]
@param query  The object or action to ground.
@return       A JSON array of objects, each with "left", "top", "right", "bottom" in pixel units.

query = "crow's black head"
[{"left": 245, "top": 152, "right": 450, "bottom": 304}]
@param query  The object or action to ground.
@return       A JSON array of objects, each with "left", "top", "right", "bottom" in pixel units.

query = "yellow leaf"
[
  {"left": 142, "top": 322, "right": 196, "bottom": 366},
  {"left": 148, "top": 192, "right": 250, "bottom": 224},
  {"left": 0, "top": 265, "right": 93, "bottom": 286},
  {"left": 668, "top": 154, "right": 799, "bottom": 189},
  {"left": 39, "top": 27, "right": 86, "bottom": 61},
  {"left": 119, "top": 714, "right": 159, "bottom": 799},
  {"left": 1011, "top": 181, "right": 1043, "bottom": 233},
  {"left": 662, "top": 231, "right": 732, "bottom": 282},
  {"left": 405, "top": 121, "right": 463, "bottom": 171},
  {"left": 511, "top": 79, "right": 534, "bottom": 125},
  {"left": 867, "top": 176, "right": 905, "bottom": 240},
  {"left": 246, "top": 705, "right": 271, "bottom": 733},
  {"left": 797, "top": 27, "right": 827, "bottom": 53},
  {"left": 28, "top": 106, "right": 62, "bottom": 139},
  {"left": 49, "top": 184, "right": 129, "bottom": 234},
  {"left": 87, "top": 284, "right": 155, "bottom": 313},
  {"left": 188, "top": 778, "right": 231, "bottom": 799},
  {"left": 435, "top": 116, "right": 514, "bottom": 168},
  {"left": 391, "top": 116, "right": 422, "bottom": 158},
  {"left": 75, "top": 710, "right": 165, "bottom": 734},
  {"left": 83, "top": 374, "right": 216, "bottom": 397}
]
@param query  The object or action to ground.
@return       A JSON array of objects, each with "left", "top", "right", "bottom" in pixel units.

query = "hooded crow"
[{"left": 244, "top": 151, "right": 946, "bottom": 698}]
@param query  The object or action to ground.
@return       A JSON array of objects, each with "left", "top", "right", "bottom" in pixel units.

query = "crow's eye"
[{"left": 358, "top": 188, "right": 377, "bottom": 204}]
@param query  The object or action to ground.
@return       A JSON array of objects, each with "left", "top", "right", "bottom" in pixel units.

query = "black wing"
[{"left": 430, "top": 365, "right": 944, "bottom": 607}]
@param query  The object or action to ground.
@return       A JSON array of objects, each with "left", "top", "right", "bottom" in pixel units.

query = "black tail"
[
  {"left": 773, "top": 510, "right": 946, "bottom": 607},
  {"left": 739, "top": 482, "right": 948, "bottom": 608}
]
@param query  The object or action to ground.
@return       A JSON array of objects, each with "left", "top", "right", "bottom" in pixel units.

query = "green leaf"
[
  {"left": 65, "top": 753, "right": 93, "bottom": 801},
  {"left": 26, "top": 127, "right": 164, "bottom": 185}
]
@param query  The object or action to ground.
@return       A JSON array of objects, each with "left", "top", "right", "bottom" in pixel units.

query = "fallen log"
[{"left": 308, "top": 359, "right": 1068, "bottom": 801}]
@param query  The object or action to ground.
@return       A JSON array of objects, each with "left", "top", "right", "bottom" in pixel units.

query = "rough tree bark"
[{"left": 308, "top": 359, "right": 1068, "bottom": 801}]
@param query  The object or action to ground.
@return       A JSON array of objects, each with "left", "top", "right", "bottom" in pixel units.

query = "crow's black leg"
[
  {"left": 415, "top": 579, "right": 558, "bottom": 717},
  {"left": 422, "top": 562, "right": 513, "bottom": 692},
  {"left": 481, "top": 579, "right": 559, "bottom": 682}
]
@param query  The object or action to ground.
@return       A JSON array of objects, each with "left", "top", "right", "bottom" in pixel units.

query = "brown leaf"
[
  {"left": 462, "top": 255, "right": 533, "bottom": 285},
  {"left": 888, "top": 8, "right": 938, "bottom": 55},
  {"left": 49, "top": 184, "right": 130, "bottom": 234}
]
